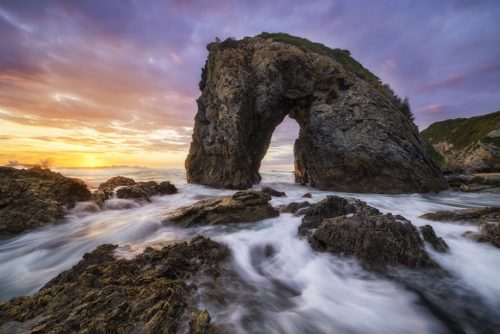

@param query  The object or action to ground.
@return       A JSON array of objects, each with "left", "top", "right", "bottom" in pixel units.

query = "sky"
[{"left": 0, "top": 0, "right": 499, "bottom": 169}]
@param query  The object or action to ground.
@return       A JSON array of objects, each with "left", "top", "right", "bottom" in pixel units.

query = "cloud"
[
  {"left": 422, "top": 104, "right": 447, "bottom": 114},
  {"left": 1, "top": 0, "right": 500, "bottom": 166}
]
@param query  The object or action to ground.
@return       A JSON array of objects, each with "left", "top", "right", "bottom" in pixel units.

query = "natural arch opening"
[{"left": 260, "top": 116, "right": 299, "bottom": 175}]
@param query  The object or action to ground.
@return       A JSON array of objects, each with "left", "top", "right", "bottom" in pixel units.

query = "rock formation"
[
  {"left": 295, "top": 195, "right": 443, "bottom": 268},
  {"left": 309, "top": 212, "right": 438, "bottom": 269},
  {"left": 185, "top": 33, "right": 446, "bottom": 193},
  {"left": 298, "top": 195, "right": 379, "bottom": 236},
  {"left": 0, "top": 167, "right": 91, "bottom": 235},
  {"left": 164, "top": 190, "right": 279, "bottom": 227},
  {"left": 0, "top": 236, "right": 227, "bottom": 333},
  {"left": 421, "top": 110, "right": 500, "bottom": 173},
  {"left": 94, "top": 176, "right": 177, "bottom": 205},
  {"left": 421, "top": 207, "right": 499, "bottom": 248},
  {"left": 419, "top": 225, "right": 449, "bottom": 252}
]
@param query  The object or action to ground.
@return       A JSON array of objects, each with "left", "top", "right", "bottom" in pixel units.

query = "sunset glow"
[{"left": 1, "top": 1, "right": 499, "bottom": 168}]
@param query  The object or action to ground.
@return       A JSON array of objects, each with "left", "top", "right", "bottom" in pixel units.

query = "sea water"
[{"left": 0, "top": 167, "right": 499, "bottom": 333}]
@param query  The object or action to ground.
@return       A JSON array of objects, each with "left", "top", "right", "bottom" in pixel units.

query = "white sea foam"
[{"left": 0, "top": 168, "right": 499, "bottom": 333}]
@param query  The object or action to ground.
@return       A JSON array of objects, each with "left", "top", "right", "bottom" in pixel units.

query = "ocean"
[{"left": 0, "top": 167, "right": 499, "bottom": 333}]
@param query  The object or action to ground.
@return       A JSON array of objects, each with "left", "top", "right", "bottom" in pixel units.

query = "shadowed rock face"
[
  {"left": 0, "top": 167, "right": 92, "bottom": 235},
  {"left": 185, "top": 35, "right": 446, "bottom": 193},
  {"left": 0, "top": 236, "right": 227, "bottom": 333}
]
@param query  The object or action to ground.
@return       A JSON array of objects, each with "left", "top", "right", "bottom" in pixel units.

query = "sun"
[{"left": 80, "top": 155, "right": 105, "bottom": 168}]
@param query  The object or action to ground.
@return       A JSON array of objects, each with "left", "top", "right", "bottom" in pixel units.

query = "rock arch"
[{"left": 185, "top": 36, "right": 447, "bottom": 193}]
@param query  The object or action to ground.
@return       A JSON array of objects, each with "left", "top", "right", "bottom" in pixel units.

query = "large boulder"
[
  {"left": 0, "top": 167, "right": 92, "bottom": 235},
  {"left": 94, "top": 176, "right": 177, "bottom": 204},
  {"left": 309, "top": 212, "right": 438, "bottom": 269},
  {"left": 298, "top": 195, "right": 379, "bottom": 235},
  {"left": 165, "top": 190, "right": 279, "bottom": 227},
  {"left": 297, "top": 195, "right": 440, "bottom": 268},
  {"left": 185, "top": 34, "right": 446, "bottom": 193},
  {"left": 0, "top": 236, "right": 227, "bottom": 333}
]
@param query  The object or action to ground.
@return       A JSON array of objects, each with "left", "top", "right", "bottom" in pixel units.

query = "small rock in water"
[
  {"left": 302, "top": 193, "right": 312, "bottom": 198},
  {"left": 419, "top": 225, "right": 449, "bottom": 252},
  {"left": 421, "top": 207, "right": 499, "bottom": 248},
  {"left": 420, "top": 207, "right": 500, "bottom": 223},
  {"left": 165, "top": 190, "right": 279, "bottom": 227},
  {"left": 261, "top": 186, "right": 286, "bottom": 197},
  {"left": 280, "top": 201, "right": 311, "bottom": 215},
  {"left": 94, "top": 176, "right": 178, "bottom": 205}
]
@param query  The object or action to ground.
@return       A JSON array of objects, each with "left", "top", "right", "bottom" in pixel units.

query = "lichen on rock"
[
  {"left": 0, "top": 166, "right": 92, "bottom": 235},
  {"left": 185, "top": 34, "right": 446, "bottom": 193},
  {"left": 165, "top": 190, "right": 279, "bottom": 227},
  {"left": 0, "top": 236, "right": 228, "bottom": 333}
]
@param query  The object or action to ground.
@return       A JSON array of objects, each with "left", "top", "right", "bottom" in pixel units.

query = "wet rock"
[
  {"left": 309, "top": 212, "right": 438, "bottom": 269},
  {"left": 387, "top": 268, "right": 500, "bottom": 334},
  {"left": 165, "top": 190, "right": 279, "bottom": 227},
  {"left": 94, "top": 176, "right": 178, "bottom": 204},
  {"left": 0, "top": 166, "right": 92, "bottom": 235},
  {"left": 445, "top": 174, "right": 500, "bottom": 193},
  {"left": 298, "top": 195, "right": 379, "bottom": 236},
  {"left": 185, "top": 35, "right": 446, "bottom": 193},
  {"left": 0, "top": 236, "right": 227, "bottom": 333},
  {"left": 422, "top": 207, "right": 499, "bottom": 248},
  {"left": 419, "top": 225, "right": 449, "bottom": 252},
  {"left": 98, "top": 176, "right": 136, "bottom": 191},
  {"left": 420, "top": 207, "right": 500, "bottom": 224},
  {"left": 302, "top": 193, "right": 312, "bottom": 198},
  {"left": 261, "top": 187, "right": 286, "bottom": 197},
  {"left": 279, "top": 201, "right": 311, "bottom": 215},
  {"left": 478, "top": 222, "right": 500, "bottom": 248}
]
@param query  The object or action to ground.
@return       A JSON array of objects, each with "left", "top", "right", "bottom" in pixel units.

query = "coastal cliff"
[
  {"left": 185, "top": 33, "right": 446, "bottom": 193},
  {"left": 421, "top": 111, "right": 500, "bottom": 173}
]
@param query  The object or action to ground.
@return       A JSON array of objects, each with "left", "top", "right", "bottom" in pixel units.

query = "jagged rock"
[
  {"left": 421, "top": 111, "right": 500, "bottom": 173},
  {"left": 0, "top": 236, "right": 227, "bottom": 333},
  {"left": 302, "top": 193, "right": 312, "bottom": 198},
  {"left": 185, "top": 34, "right": 446, "bottom": 193},
  {"left": 279, "top": 201, "right": 311, "bottom": 215},
  {"left": 419, "top": 225, "right": 449, "bottom": 252},
  {"left": 165, "top": 190, "right": 279, "bottom": 227},
  {"left": 420, "top": 207, "right": 500, "bottom": 223},
  {"left": 298, "top": 195, "right": 379, "bottom": 236},
  {"left": 478, "top": 222, "right": 500, "bottom": 248},
  {"left": 261, "top": 186, "right": 286, "bottom": 197},
  {"left": 309, "top": 212, "right": 438, "bottom": 269},
  {"left": 0, "top": 167, "right": 92, "bottom": 235},
  {"left": 94, "top": 176, "right": 178, "bottom": 204},
  {"left": 98, "top": 175, "right": 136, "bottom": 191},
  {"left": 422, "top": 207, "right": 499, "bottom": 248},
  {"left": 445, "top": 174, "right": 500, "bottom": 193}
]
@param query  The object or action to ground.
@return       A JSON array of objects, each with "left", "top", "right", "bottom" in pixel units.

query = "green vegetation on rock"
[
  {"left": 256, "top": 32, "right": 413, "bottom": 120},
  {"left": 421, "top": 111, "right": 500, "bottom": 150},
  {"left": 421, "top": 111, "right": 500, "bottom": 172}
]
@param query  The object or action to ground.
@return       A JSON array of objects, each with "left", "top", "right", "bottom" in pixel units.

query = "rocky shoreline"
[{"left": 1, "top": 168, "right": 499, "bottom": 332}]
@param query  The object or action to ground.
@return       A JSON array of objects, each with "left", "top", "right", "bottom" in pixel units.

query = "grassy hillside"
[{"left": 421, "top": 111, "right": 500, "bottom": 150}]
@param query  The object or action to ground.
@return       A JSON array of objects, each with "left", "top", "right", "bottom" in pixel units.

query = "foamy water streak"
[{"left": 0, "top": 168, "right": 499, "bottom": 333}]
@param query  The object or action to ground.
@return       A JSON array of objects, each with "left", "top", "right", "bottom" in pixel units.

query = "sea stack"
[{"left": 185, "top": 33, "right": 446, "bottom": 193}]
